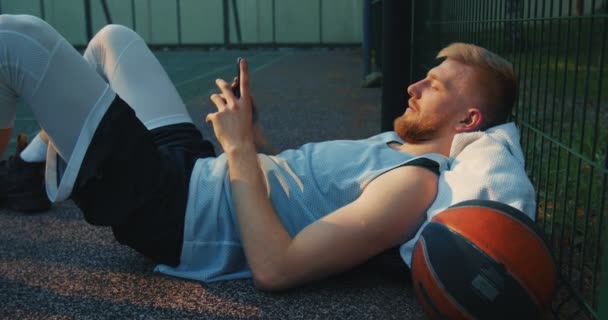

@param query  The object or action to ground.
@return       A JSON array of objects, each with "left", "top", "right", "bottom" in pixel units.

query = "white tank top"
[{"left": 156, "top": 132, "right": 447, "bottom": 282}]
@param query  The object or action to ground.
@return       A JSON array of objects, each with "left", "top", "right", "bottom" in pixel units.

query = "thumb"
[{"left": 205, "top": 113, "right": 215, "bottom": 124}]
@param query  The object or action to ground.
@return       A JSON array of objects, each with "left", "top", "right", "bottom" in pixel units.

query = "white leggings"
[{"left": 0, "top": 14, "right": 192, "bottom": 201}]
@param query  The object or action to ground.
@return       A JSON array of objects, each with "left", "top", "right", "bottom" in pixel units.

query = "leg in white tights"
[
  {"left": 0, "top": 14, "right": 191, "bottom": 201},
  {"left": 19, "top": 23, "right": 193, "bottom": 163},
  {"left": 0, "top": 14, "right": 112, "bottom": 162},
  {"left": 82, "top": 24, "right": 192, "bottom": 129}
]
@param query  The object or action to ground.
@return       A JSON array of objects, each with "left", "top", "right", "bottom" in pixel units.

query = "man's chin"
[
  {"left": 393, "top": 115, "right": 408, "bottom": 131},
  {"left": 393, "top": 117, "right": 412, "bottom": 136},
  {"left": 394, "top": 126, "right": 413, "bottom": 143},
  {"left": 394, "top": 121, "right": 436, "bottom": 143}
]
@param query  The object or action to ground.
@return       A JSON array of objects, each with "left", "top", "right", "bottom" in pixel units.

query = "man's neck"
[{"left": 392, "top": 135, "right": 454, "bottom": 157}]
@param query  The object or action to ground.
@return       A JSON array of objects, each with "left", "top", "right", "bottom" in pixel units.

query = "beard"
[{"left": 393, "top": 111, "right": 448, "bottom": 143}]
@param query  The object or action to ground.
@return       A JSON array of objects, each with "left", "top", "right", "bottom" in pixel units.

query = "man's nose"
[{"left": 407, "top": 80, "right": 422, "bottom": 98}]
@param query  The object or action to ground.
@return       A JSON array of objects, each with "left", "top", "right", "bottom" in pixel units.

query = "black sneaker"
[{"left": 0, "top": 135, "right": 51, "bottom": 213}]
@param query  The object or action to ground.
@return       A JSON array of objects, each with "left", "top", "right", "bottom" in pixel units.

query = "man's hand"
[
  {"left": 230, "top": 76, "right": 258, "bottom": 123},
  {"left": 208, "top": 59, "right": 277, "bottom": 155},
  {"left": 206, "top": 58, "right": 256, "bottom": 154}
]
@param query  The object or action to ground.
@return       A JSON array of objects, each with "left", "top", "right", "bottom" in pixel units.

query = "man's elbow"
[{"left": 252, "top": 269, "right": 291, "bottom": 292}]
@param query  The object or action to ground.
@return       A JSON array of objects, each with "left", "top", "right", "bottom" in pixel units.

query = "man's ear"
[{"left": 456, "top": 108, "right": 483, "bottom": 132}]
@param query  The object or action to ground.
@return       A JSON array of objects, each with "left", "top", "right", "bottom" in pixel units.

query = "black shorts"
[{"left": 71, "top": 96, "right": 215, "bottom": 267}]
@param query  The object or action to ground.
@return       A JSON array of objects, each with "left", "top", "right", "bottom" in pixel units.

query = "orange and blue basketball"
[{"left": 411, "top": 200, "right": 556, "bottom": 319}]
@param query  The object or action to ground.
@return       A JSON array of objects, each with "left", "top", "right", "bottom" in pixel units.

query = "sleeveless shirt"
[{"left": 156, "top": 132, "right": 447, "bottom": 282}]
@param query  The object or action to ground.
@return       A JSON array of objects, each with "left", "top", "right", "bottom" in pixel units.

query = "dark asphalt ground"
[{"left": 0, "top": 49, "right": 428, "bottom": 319}]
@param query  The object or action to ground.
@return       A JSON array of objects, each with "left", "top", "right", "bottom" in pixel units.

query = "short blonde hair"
[{"left": 437, "top": 43, "right": 518, "bottom": 129}]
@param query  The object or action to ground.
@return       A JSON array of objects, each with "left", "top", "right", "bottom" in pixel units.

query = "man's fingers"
[
  {"left": 205, "top": 113, "right": 215, "bottom": 123},
  {"left": 239, "top": 58, "right": 250, "bottom": 98},
  {"left": 210, "top": 93, "right": 227, "bottom": 110},
  {"left": 231, "top": 77, "right": 239, "bottom": 97},
  {"left": 215, "top": 78, "right": 235, "bottom": 100}
]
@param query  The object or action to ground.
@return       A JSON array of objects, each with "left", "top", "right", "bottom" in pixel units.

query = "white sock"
[{"left": 19, "top": 133, "right": 48, "bottom": 163}]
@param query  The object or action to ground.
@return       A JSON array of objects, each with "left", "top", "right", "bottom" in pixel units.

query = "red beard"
[{"left": 393, "top": 110, "right": 448, "bottom": 143}]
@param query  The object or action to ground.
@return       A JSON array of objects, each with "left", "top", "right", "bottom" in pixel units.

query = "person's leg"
[
  {"left": 77, "top": 26, "right": 216, "bottom": 265},
  {"left": 19, "top": 134, "right": 47, "bottom": 162},
  {"left": 0, "top": 14, "right": 116, "bottom": 208},
  {"left": 82, "top": 24, "right": 192, "bottom": 129},
  {"left": 15, "top": 22, "right": 193, "bottom": 178},
  {"left": 70, "top": 24, "right": 215, "bottom": 266},
  {"left": 17, "top": 24, "right": 193, "bottom": 166},
  {"left": 0, "top": 15, "right": 114, "bottom": 162},
  {"left": 0, "top": 15, "right": 209, "bottom": 265}
]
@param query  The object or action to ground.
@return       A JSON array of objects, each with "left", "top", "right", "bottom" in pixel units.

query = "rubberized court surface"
[{"left": 0, "top": 49, "right": 426, "bottom": 319}]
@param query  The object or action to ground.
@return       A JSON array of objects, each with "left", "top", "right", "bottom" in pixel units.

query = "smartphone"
[{"left": 233, "top": 57, "right": 242, "bottom": 98}]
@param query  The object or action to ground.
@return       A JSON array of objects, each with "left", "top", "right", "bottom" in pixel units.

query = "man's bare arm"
[{"left": 229, "top": 160, "right": 437, "bottom": 291}]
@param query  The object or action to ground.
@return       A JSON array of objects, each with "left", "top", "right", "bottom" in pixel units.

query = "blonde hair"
[{"left": 437, "top": 43, "right": 518, "bottom": 129}]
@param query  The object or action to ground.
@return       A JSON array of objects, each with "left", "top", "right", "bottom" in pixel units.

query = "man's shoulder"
[
  {"left": 362, "top": 164, "right": 438, "bottom": 205},
  {"left": 352, "top": 164, "right": 438, "bottom": 243}
]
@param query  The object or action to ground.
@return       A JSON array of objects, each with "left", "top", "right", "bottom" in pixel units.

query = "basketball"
[{"left": 411, "top": 200, "right": 556, "bottom": 319}]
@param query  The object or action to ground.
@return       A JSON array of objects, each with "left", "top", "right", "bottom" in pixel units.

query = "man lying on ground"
[{"left": 0, "top": 14, "right": 532, "bottom": 290}]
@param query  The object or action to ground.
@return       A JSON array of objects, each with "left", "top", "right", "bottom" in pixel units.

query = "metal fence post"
[
  {"left": 223, "top": 0, "right": 229, "bottom": 45},
  {"left": 101, "top": 0, "right": 112, "bottom": 24},
  {"left": 318, "top": 0, "right": 323, "bottom": 44},
  {"left": 380, "top": 0, "right": 412, "bottom": 132},
  {"left": 131, "top": 0, "right": 136, "bottom": 31},
  {"left": 362, "top": 0, "right": 371, "bottom": 79},
  {"left": 409, "top": 0, "right": 431, "bottom": 86},
  {"left": 599, "top": 151, "right": 608, "bottom": 319},
  {"left": 84, "top": 0, "right": 93, "bottom": 42},
  {"left": 231, "top": 0, "right": 242, "bottom": 44},
  {"left": 176, "top": 0, "right": 182, "bottom": 45},
  {"left": 40, "top": 0, "right": 45, "bottom": 20},
  {"left": 271, "top": 0, "right": 276, "bottom": 45},
  {"left": 600, "top": 244, "right": 608, "bottom": 319}
]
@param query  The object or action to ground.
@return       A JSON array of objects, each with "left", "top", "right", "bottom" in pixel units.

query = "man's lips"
[{"left": 407, "top": 99, "right": 418, "bottom": 112}]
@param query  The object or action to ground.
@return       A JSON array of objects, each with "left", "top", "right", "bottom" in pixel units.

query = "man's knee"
[
  {"left": 89, "top": 24, "right": 142, "bottom": 50},
  {"left": 0, "top": 14, "right": 53, "bottom": 36},
  {"left": 0, "top": 14, "right": 60, "bottom": 50}
]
